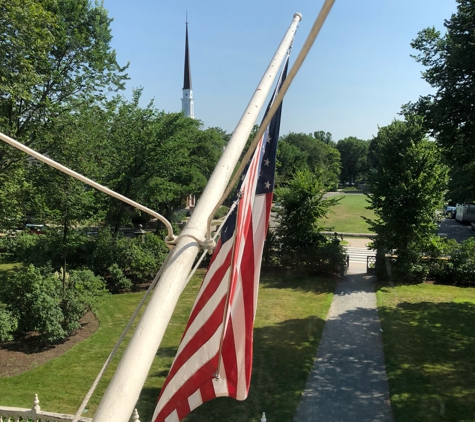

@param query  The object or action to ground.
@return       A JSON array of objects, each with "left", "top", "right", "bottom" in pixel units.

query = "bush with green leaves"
[
  {"left": 91, "top": 229, "right": 168, "bottom": 290},
  {"left": 427, "top": 238, "right": 475, "bottom": 285},
  {"left": 0, "top": 265, "right": 107, "bottom": 343},
  {"left": 274, "top": 169, "right": 346, "bottom": 275},
  {"left": 1, "top": 229, "right": 95, "bottom": 271},
  {"left": 0, "top": 303, "right": 17, "bottom": 342},
  {"left": 0, "top": 231, "right": 40, "bottom": 261},
  {"left": 2, "top": 227, "right": 169, "bottom": 293}
]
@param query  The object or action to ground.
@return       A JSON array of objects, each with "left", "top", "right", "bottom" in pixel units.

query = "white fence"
[
  {"left": 0, "top": 395, "right": 92, "bottom": 422},
  {"left": 0, "top": 395, "right": 141, "bottom": 422},
  {"left": 0, "top": 395, "right": 267, "bottom": 422}
]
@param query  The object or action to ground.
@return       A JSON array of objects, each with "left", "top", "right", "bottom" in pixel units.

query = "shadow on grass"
[
  {"left": 137, "top": 316, "right": 326, "bottom": 422},
  {"left": 378, "top": 298, "right": 475, "bottom": 421},
  {"left": 259, "top": 271, "right": 337, "bottom": 295}
]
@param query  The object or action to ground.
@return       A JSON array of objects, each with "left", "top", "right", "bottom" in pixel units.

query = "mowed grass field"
[
  {"left": 376, "top": 283, "right": 475, "bottom": 422},
  {"left": 0, "top": 266, "right": 335, "bottom": 422},
  {"left": 323, "top": 194, "right": 375, "bottom": 233}
]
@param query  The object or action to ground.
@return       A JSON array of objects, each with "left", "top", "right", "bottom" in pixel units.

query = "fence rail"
[
  {"left": 0, "top": 396, "right": 92, "bottom": 422},
  {"left": 0, "top": 396, "right": 267, "bottom": 422}
]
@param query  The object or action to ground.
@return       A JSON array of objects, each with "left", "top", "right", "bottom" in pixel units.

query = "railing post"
[
  {"left": 131, "top": 409, "right": 140, "bottom": 422},
  {"left": 32, "top": 394, "right": 40, "bottom": 421}
]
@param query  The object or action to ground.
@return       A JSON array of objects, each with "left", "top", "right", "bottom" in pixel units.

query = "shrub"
[
  {"left": 434, "top": 238, "right": 475, "bottom": 285},
  {"left": 92, "top": 229, "right": 168, "bottom": 290},
  {"left": 0, "top": 264, "right": 107, "bottom": 344},
  {"left": 0, "top": 231, "right": 40, "bottom": 261},
  {"left": 107, "top": 263, "right": 133, "bottom": 292},
  {"left": 0, "top": 303, "right": 17, "bottom": 342},
  {"left": 274, "top": 170, "right": 345, "bottom": 275}
]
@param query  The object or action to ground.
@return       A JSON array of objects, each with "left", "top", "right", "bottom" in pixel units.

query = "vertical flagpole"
[{"left": 93, "top": 12, "right": 302, "bottom": 422}]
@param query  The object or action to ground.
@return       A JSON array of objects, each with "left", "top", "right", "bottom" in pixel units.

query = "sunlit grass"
[
  {"left": 0, "top": 268, "right": 335, "bottom": 422},
  {"left": 323, "top": 194, "right": 374, "bottom": 233},
  {"left": 376, "top": 283, "right": 475, "bottom": 422}
]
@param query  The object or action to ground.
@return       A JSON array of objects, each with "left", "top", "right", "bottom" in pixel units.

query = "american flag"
[{"left": 152, "top": 56, "right": 288, "bottom": 422}]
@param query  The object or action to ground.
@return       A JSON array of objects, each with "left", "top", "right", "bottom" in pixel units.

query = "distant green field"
[{"left": 323, "top": 194, "right": 375, "bottom": 234}]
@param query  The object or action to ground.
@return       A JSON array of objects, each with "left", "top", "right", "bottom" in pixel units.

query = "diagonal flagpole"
[
  {"left": 93, "top": 12, "right": 303, "bottom": 422},
  {"left": 206, "top": 0, "right": 336, "bottom": 242}
]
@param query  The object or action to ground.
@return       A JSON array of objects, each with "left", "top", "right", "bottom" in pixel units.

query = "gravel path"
[{"left": 294, "top": 272, "right": 394, "bottom": 422}]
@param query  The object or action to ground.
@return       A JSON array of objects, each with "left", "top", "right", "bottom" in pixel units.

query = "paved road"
[
  {"left": 294, "top": 273, "right": 394, "bottom": 422},
  {"left": 438, "top": 218, "right": 474, "bottom": 243}
]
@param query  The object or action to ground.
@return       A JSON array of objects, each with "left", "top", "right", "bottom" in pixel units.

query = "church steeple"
[{"left": 182, "top": 18, "right": 194, "bottom": 118}]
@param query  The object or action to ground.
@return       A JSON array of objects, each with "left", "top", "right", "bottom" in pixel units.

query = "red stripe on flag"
[
  {"left": 186, "top": 245, "right": 232, "bottom": 328},
  {"left": 161, "top": 296, "right": 227, "bottom": 387},
  {"left": 155, "top": 359, "right": 218, "bottom": 421},
  {"left": 152, "top": 55, "right": 288, "bottom": 422}
]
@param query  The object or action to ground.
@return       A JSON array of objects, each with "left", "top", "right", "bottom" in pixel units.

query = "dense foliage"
[
  {"left": 367, "top": 116, "right": 449, "bottom": 282},
  {"left": 0, "top": 265, "right": 108, "bottom": 342},
  {"left": 410, "top": 0, "right": 475, "bottom": 203},
  {"left": 271, "top": 170, "right": 346, "bottom": 275},
  {"left": 336, "top": 137, "right": 369, "bottom": 185},
  {"left": 276, "top": 132, "right": 341, "bottom": 190}
]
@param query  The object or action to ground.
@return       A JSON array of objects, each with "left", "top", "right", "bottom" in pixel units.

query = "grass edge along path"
[
  {"left": 0, "top": 268, "right": 335, "bottom": 422},
  {"left": 376, "top": 282, "right": 475, "bottom": 422}
]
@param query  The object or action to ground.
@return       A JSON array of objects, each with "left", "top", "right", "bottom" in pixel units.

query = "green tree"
[
  {"left": 0, "top": 0, "right": 127, "bottom": 173},
  {"left": 336, "top": 137, "right": 369, "bottom": 185},
  {"left": 103, "top": 91, "right": 225, "bottom": 231},
  {"left": 313, "top": 130, "right": 335, "bottom": 146},
  {"left": 275, "top": 169, "right": 345, "bottom": 274},
  {"left": 410, "top": 0, "right": 475, "bottom": 202},
  {"left": 367, "top": 115, "right": 449, "bottom": 281},
  {"left": 277, "top": 132, "right": 340, "bottom": 189}
]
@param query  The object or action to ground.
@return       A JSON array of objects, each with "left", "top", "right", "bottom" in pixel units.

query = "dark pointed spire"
[{"left": 183, "top": 19, "right": 192, "bottom": 90}]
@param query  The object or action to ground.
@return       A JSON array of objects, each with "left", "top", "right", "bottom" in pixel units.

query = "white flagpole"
[{"left": 93, "top": 12, "right": 302, "bottom": 422}]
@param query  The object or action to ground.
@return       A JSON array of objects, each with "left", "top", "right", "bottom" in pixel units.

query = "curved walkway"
[{"left": 294, "top": 261, "right": 394, "bottom": 422}]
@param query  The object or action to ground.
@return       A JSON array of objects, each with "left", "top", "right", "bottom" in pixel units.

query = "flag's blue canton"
[
  {"left": 219, "top": 59, "right": 286, "bottom": 245},
  {"left": 255, "top": 101, "right": 282, "bottom": 196},
  {"left": 220, "top": 207, "right": 237, "bottom": 244}
]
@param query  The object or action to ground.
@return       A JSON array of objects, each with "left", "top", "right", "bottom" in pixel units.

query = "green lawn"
[
  {"left": 323, "top": 194, "right": 374, "bottom": 233},
  {"left": 0, "top": 266, "right": 335, "bottom": 422},
  {"left": 376, "top": 282, "right": 475, "bottom": 422}
]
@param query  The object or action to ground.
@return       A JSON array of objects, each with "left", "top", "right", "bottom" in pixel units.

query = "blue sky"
[{"left": 102, "top": 0, "right": 457, "bottom": 142}]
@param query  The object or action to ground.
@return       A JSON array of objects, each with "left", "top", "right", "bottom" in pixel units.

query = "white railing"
[
  {"left": 0, "top": 396, "right": 141, "bottom": 422},
  {"left": 0, "top": 395, "right": 265, "bottom": 422}
]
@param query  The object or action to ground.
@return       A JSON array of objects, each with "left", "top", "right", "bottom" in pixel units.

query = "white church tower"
[{"left": 181, "top": 20, "right": 194, "bottom": 118}]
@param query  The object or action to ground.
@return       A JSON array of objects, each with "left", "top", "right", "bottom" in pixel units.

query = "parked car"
[
  {"left": 25, "top": 223, "right": 47, "bottom": 234},
  {"left": 445, "top": 206, "right": 456, "bottom": 219}
]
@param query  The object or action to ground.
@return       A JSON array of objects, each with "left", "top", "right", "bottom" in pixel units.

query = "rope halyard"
[
  {"left": 72, "top": 196, "right": 241, "bottom": 421},
  {"left": 205, "top": 0, "right": 335, "bottom": 243},
  {"left": 71, "top": 252, "right": 174, "bottom": 422}
]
